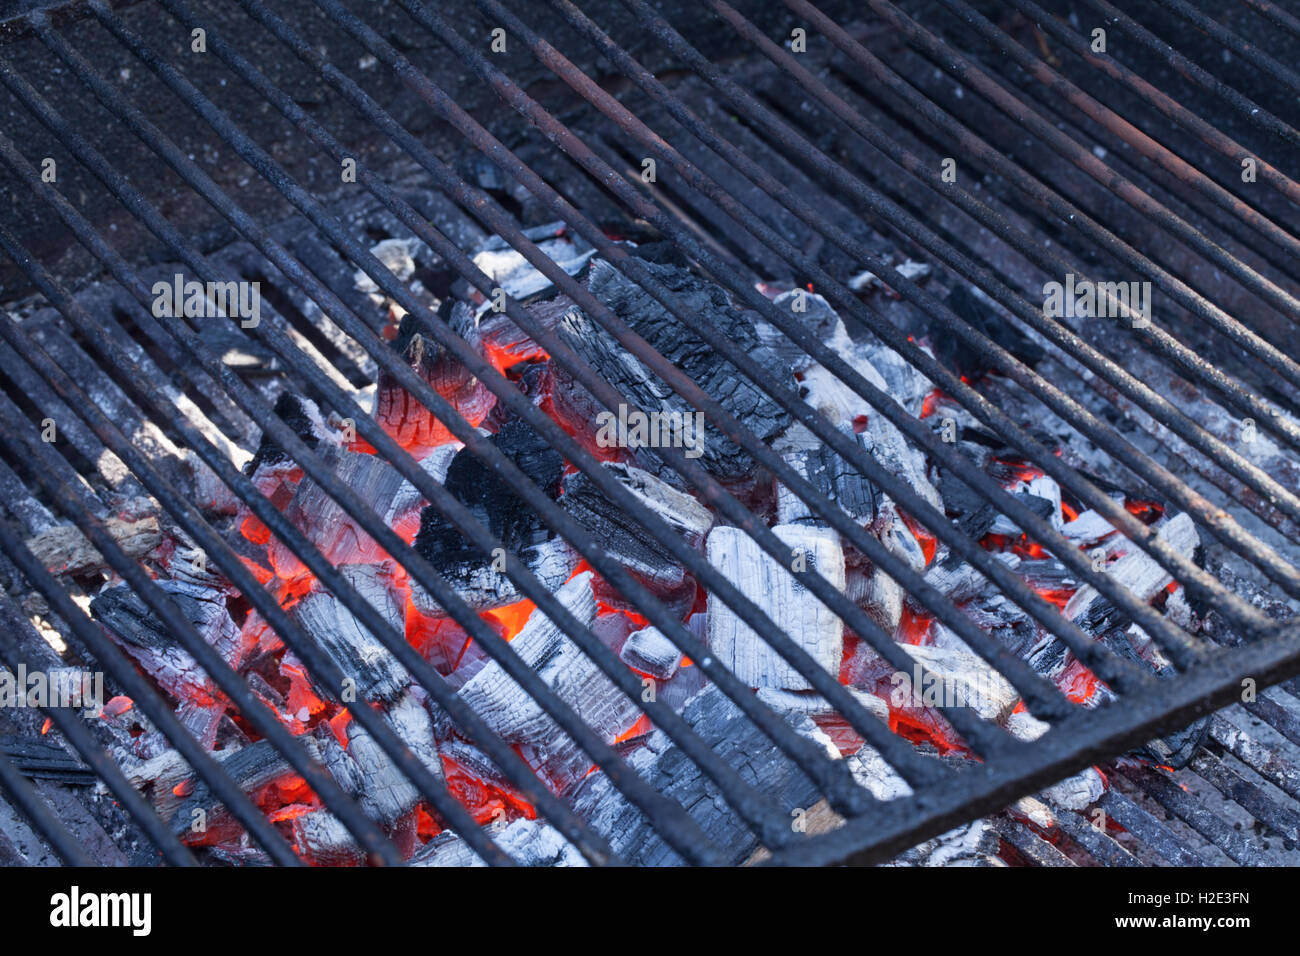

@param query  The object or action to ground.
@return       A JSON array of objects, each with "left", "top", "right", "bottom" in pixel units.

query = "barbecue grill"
[{"left": 0, "top": 0, "right": 1298, "bottom": 868}]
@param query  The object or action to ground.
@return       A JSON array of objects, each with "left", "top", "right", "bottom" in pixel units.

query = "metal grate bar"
[
  {"left": 560, "top": 0, "right": 1269, "bottom": 638},
  {"left": 0, "top": 134, "right": 636, "bottom": 865},
  {"left": 61, "top": 1, "right": 877, "bottom": 837},
  {"left": 0, "top": 596, "right": 197, "bottom": 866}
]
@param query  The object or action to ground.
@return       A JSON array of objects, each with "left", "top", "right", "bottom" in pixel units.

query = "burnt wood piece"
[
  {"left": 316, "top": 692, "right": 441, "bottom": 827},
  {"left": 706, "top": 524, "right": 845, "bottom": 690},
  {"left": 568, "top": 684, "right": 827, "bottom": 865},
  {"left": 167, "top": 739, "right": 300, "bottom": 836},
  {"left": 91, "top": 580, "right": 242, "bottom": 706},
  {"left": 292, "top": 809, "right": 369, "bottom": 867},
  {"left": 560, "top": 461, "right": 712, "bottom": 594},
  {"left": 409, "top": 817, "right": 584, "bottom": 867},
  {"left": 245, "top": 392, "right": 324, "bottom": 475},
  {"left": 775, "top": 428, "right": 879, "bottom": 527},
  {"left": 24, "top": 516, "right": 161, "bottom": 577},
  {"left": 375, "top": 306, "right": 495, "bottom": 456},
  {"left": 268, "top": 445, "right": 407, "bottom": 577},
  {"left": 551, "top": 257, "right": 792, "bottom": 480},
  {"left": 290, "top": 563, "right": 410, "bottom": 704},
  {"left": 411, "top": 418, "right": 572, "bottom": 615},
  {"left": 619, "top": 626, "right": 682, "bottom": 680},
  {"left": 0, "top": 735, "right": 93, "bottom": 785},
  {"left": 456, "top": 572, "right": 640, "bottom": 793}
]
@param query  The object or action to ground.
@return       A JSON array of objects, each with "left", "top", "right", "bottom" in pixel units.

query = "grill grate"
[{"left": 0, "top": 0, "right": 1297, "bottom": 867}]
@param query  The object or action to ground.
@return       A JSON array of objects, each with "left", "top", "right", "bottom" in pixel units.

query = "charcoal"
[
  {"left": 775, "top": 429, "right": 879, "bottom": 527},
  {"left": 0, "top": 734, "right": 93, "bottom": 785},
  {"left": 989, "top": 491, "right": 1056, "bottom": 536},
  {"left": 1064, "top": 512, "right": 1199, "bottom": 626},
  {"left": 859, "top": 342, "right": 934, "bottom": 417},
  {"left": 290, "top": 563, "right": 410, "bottom": 704},
  {"left": 889, "top": 819, "right": 1005, "bottom": 867},
  {"left": 245, "top": 392, "right": 324, "bottom": 474},
  {"left": 25, "top": 515, "right": 160, "bottom": 577},
  {"left": 619, "top": 626, "right": 682, "bottom": 680},
  {"left": 913, "top": 551, "right": 1021, "bottom": 607},
  {"left": 895, "top": 643, "right": 1019, "bottom": 722},
  {"left": 268, "top": 445, "right": 408, "bottom": 578},
  {"left": 850, "top": 561, "right": 904, "bottom": 634},
  {"left": 551, "top": 258, "right": 792, "bottom": 480},
  {"left": 934, "top": 285, "right": 1044, "bottom": 379},
  {"left": 938, "top": 469, "right": 998, "bottom": 545},
  {"left": 317, "top": 691, "right": 441, "bottom": 826},
  {"left": 567, "top": 685, "right": 827, "bottom": 865},
  {"left": 91, "top": 580, "right": 243, "bottom": 706},
  {"left": 388, "top": 440, "right": 465, "bottom": 542},
  {"left": 455, "top": 572, "right": 642, "bottom": 792},
  {"left": 847, "top": 743, "right": 911, "bottom": 799},
  {"left": 1061, "top": 507, "right": 1121, "bottom": 546},
  {"left": 374, "top": 306, "right": 496, "bottom": 456},
  {"left": 560, "top": 461, "right": 712, "bottom": 593},
  {"left": 756, "top": 686, "right": 889, "bottom": 723},
  {"left": 1005, "top": 711, "right": 1108, "bottom": 808},
  {"left": 472, "top": 221, "right": 595, "bottom": 313},
  {"left": 410, "top": 418, "right": 574, "bottom": 615},
  {"left": 409, "top": 817, "right": 585, "bottom": 867},
  {"left": 706, "top": 524, "right": 845, "bottom": 690},
  {"left": 168, "top": 739, "right": 299, "bottom": 836},
  {"left": 292, "top": 810, "right": 368, "bottom": 867},
  {"left": 754, "top": 289, "right": 848, "bottom": 375}
]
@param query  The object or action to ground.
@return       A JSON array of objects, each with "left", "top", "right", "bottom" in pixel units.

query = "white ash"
[
  {"left": 847, "top": 259, "right": 932, "bottom": 293},
  {"left": 1060, "top": 507, "right": 1121, "bottom": 546},
  {"left": 886, "top": 819, "right": 1003, "bottom": 867},
  {"left": 471, "top": 223, "right": 595, "bottom": 312},
  {"left": 292, "top": 810, "right": 368, "bottom": 867},
  {"left": 353, "top": 237, "right": 426, "bottom": 294},
  {"left": 756, "top": 686, "right": 890, "bottom": 724},
  {"left": 566, "top": 685, "right": 829, "bottom": 865},
  {"left": 849, "top": 561, "right": 904, "bottom": 635},
  {"left": 896, "top": 642, "right": 1019, "bottom": 722},
  {"left": 847, "top": 744, "right": 912, "bottom": 800},
  {"left": 706, "top": 524, "right": 844, "bottom": 690}
]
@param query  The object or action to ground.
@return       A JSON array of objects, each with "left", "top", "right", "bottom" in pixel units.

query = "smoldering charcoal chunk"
[
  {"left": 268, "top": 445, "right": 408, "bottom": 575},
  {"left": 316, "top": 692, "right": 441, "bottom": 827},
  {"left": 290, "top": 563, "right": 410, "bottom": 704},
  {"left": 776, "top": 429, "right": 879, "bottom": 526},
  {"left": 560, "top": 461, "right": 712, "bottom": 592},
  {"left": 551, "top": 258, "right": 792, "bottom": 479},
  {"left": 706, "top": 524, "right": 845, "bottom": 690},
  {"left": 92, "top": 580, "right": 243, "bottom": 704},
  {"left": 245, "top": 392, "right": 323, "bottom": 474},
  {"left": 456, "top": 572, "right": 642, "bottom": 792},
  {"left": 410, "top": 418, "right": 573, "bottom": 614},
  {"left": 619, "top": 626, "right": 681, "bottom": 680},
  {"left": 168, "top": 740, "right": 296, "bottom": 835},
  {"left": 567, "top": 685, "right": 825, "bottom": 865},
  {"left": 420, "top": 418, "right": 562, "bottom": 561}
]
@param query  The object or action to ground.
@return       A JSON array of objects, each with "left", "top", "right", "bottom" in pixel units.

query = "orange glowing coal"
[{"left": 483, "top": 598, "right": 537, "bottom": 641}]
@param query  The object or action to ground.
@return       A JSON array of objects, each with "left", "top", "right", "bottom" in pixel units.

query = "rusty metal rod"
[{"left": 898, "top": 0, "right": 1300, "bottom": 368}]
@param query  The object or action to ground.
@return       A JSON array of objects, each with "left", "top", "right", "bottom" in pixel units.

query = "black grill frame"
[{"left": 0, "top": 0, "right": 1297, "bottom": 867}]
